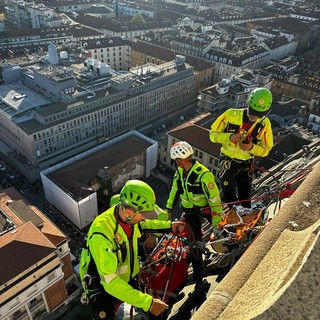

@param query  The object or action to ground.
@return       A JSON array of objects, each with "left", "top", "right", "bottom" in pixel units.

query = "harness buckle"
[{"left": 80, "top": 292, "right": 90, "bottom": 306}]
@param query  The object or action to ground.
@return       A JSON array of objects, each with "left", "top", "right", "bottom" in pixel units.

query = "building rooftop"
[
  {"left": 0, "top": 221, "right": 56, "bottom": 286},
  {"left": 0, "top": 82, "right": 51, "bottom": 118},
  {"left": 169, "top": 113, "right": 221, "bottom": 157},
  {"left": 0, "top": 187, "right": 67, "bottom": 247},
  {"left": 48, "top": 135, "right": 153, "bottom": 199}
]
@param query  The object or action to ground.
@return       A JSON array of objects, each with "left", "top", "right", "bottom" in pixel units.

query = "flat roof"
[
  {"left": 48, "top": 135, "right": 152, "bottom": 199},
  {"left": 0, "top": 83, "right": 50, "bottom": 117}
]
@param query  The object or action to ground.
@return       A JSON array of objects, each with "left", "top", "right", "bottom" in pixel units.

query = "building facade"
[
  {"left": 4, "top": 0, "right": 57, "bottom": 30},
  {"left": 0, "top": 188, "right": 74, "bottom": 320},
  {"left": 84, "top": 37, "right": 131, "bottom": 71},
  {"left": 197, "top": 70, "right": 268, "bottom": 114},
  {"left": 0, "top": 56, "right": 197, "bottom": 170}
]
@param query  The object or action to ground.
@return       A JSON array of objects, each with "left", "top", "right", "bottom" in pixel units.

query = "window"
[
  {"left": 27, "top": 284, "right": 38, "bottom": 296},
  {"left": 47, "top": 271, "right": 56, "bottom": 283},
  {"left": 9, "top": 297, "right": 20, "bottom": 310}
]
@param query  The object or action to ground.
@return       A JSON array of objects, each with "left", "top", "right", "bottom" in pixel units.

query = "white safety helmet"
[{"left": 170, "top": 141, "right": 194, "bottom": 159}]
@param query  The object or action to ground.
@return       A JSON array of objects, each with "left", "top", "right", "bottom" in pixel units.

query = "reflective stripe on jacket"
[
  {"left": 209, "top": 108, "right": 273, "bottom": 160},
  {"left": 166, "top": 160, "right": 222, "bottom": 213},
  {"left": 87, "top": 206, "right": 172, "bottom": 312}
]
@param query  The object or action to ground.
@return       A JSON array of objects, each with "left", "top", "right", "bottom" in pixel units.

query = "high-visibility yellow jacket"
[
  {"left": 209, "top": 108, "right": 273, "bottom": 160},
  {"left": 154, "top": 204, "right": 169, "bottom": 221},
  {"left": 86, "top": 206, "right": 172, "bottom": 312},
  {"left": 166, "top": 160, "right": 222, "bottom": 213}
]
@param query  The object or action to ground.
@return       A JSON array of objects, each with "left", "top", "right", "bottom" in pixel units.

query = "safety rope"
[{"left": 139, "top": 229, "right": 190, "bottom": 299}]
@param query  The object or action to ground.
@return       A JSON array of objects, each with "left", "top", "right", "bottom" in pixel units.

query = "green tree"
[{"left": 131, "top": 13, "right": 146, "bottom": 23}]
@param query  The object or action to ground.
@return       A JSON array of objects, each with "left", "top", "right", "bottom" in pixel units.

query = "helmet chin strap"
[{"left": 125, "top": 210, "right": 140, "bottom": 223}]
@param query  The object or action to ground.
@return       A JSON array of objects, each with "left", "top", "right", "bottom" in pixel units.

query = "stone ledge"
[{"left": 192, "top": 162, "right": 320, "bottom": 320}]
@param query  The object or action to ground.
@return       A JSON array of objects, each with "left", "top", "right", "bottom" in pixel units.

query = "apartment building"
[
  {"left": 0, "top": 27, "right": 73, "bottom": 50},
  {"left": 197, "top": 70, "right": 270, "bottom": 114},
  {"left": 108, "top": 1, "right": 154, "bottom": 19},
  {"left": 129, "top": 39, "right": 213, "bottom": 90},
  {"left": 72, "top": 13, "right": 172, "bottom": 39},
  {"left": 45, "top": 1, "right": 100, "bottom": 13},
  {"left": 4, "top": 0, "right": 58, "bottom": 30},
  {"left": 270, "top": 70, "right": 320, "bottom": 105},
  {"left": 0, "top": 55, "right": 196, "bottom": 170},
  {"left": 306, "top": 96, "right": 320, "bottom": 134},
  {"left": 0, "top": 188, "right": 73, "bottom": 320},
  {"left": 84, "top": 37, "right": 131, "bottom": 71},
  {"left": 261, "top": 36, "right": 298, "bottom": 60}
]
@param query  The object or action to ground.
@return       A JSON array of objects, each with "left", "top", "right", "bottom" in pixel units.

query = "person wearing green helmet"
[
  {"left": 80, "top": 180, "right": 185, "bottom": 320},
  {"left": 110, "top": 193, "right": 169, "bottom": 220},
  {"left": 110, "top": 192, "right": 169, "bottom": 249},
  {"left": 209, "top": 87, "right": 274, "bottom": 208}
]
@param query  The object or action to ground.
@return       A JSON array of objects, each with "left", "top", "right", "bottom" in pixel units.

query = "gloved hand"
[
  {"left": 210, "top": 212, "right": 222, "bottom": 241},
  {"left": 171, "top": 220, "right": 186, "bottom": 235},
  {"left": 239, "top": 139, "right": 253, "bottom": 151},
  {"left": 230, "top": 133, "right": 244, "bottom": 143},
  {"left": 144, "top": 234, "right": 157, "bottom": 249}
]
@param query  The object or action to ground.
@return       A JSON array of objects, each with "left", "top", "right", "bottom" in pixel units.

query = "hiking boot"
[
  {"left": 175, "top": 292, "right": 185, "bottom": 303},
  {"left": 194, "top": 281, "right": 207, "bottom": 299}
]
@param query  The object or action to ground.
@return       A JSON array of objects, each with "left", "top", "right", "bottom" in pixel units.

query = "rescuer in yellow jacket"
[
  {"left": 80, "top": 180, "right": 185, "bottom": 319},
  {"left": 165, "top": 141, "right": 222, "bottom": 295},
  {"left": 209, "top": 87, "right": 274, "bottom": 208}
]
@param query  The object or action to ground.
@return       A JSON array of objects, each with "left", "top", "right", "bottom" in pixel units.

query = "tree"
[{"left": 131, "top": 13, "right": 146, "bottom": 23}]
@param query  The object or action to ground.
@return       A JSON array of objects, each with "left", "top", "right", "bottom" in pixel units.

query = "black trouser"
[
  {"left": 91, "top": 290, "right": 119, "bottom": 320},
  {"left": 218, "top": 157, "right": 252, "bottom": 208},
  {"left": 90, "top": 279, "right": 138, "bottom": 319},
  {"left": 184, "top": 208, "right": 211, "bottom": 284}
]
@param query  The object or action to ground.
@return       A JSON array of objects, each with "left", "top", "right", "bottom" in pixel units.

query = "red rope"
[{"left": 203, "top": 187, "right": 294, "bottom": 211}]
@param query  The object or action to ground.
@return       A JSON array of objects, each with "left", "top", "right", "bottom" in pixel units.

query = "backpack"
[{"left": 79, "top": 232, "right": 109, "bottom": 305}]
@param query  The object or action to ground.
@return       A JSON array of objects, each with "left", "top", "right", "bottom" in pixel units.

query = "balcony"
[
  {"left": 29, "top": 300, "right": 45, "bottom": 315},
  {"left": 12, "top": 311, "right": 30, "bottom": 320}
]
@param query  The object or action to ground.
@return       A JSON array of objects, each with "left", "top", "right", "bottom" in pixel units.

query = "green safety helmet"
[
  {"left": 110, "top": 194, "right": 120, "bottom": 207},
  {"left": 247, "top": 88, "right": 272, "bottom": 117},
  {"left": 119, "top": 180, "right": 155, "bottom": 212}
]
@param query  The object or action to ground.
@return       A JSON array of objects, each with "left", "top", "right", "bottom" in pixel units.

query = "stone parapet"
[{"left": 192, "top": 163, "right": 320, "bottom": 320}]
